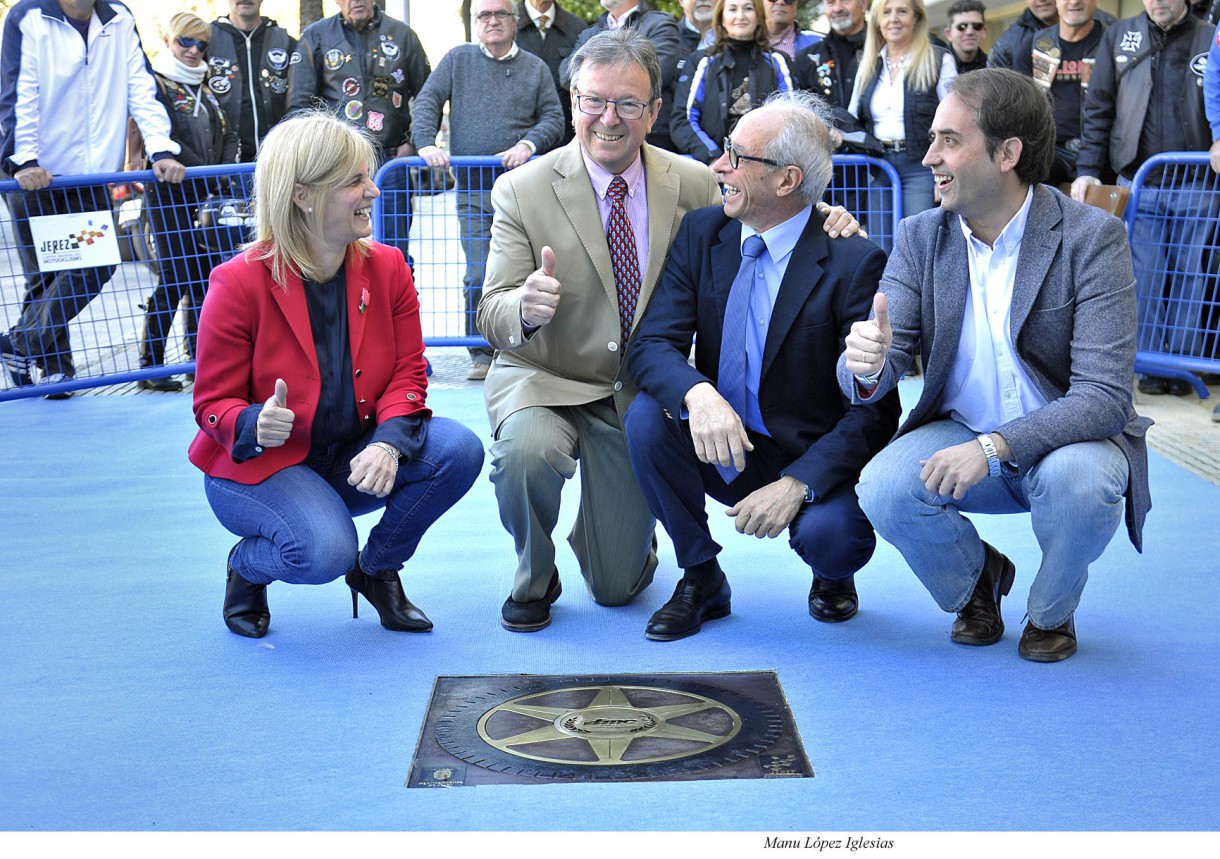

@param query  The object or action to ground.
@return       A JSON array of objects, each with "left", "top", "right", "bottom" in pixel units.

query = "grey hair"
[
  {"left": 757, "top": 90, "right": 836, "bottom": 206},
  {"left": 567, "top": 28, "right": 663, "bottom": 104},
  {"left": 472, "top": 0, "right": 518, "bottom": 26}
]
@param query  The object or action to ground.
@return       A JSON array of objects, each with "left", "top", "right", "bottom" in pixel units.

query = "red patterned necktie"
[{"left": 606, "top": 176, "right": 641, "bottom": 345}]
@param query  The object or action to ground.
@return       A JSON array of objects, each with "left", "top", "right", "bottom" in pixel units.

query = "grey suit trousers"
[{"left": 489, "top": 400, "right": 657, "bottom": 606}]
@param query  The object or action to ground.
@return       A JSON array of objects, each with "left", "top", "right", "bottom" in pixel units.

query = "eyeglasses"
[
  {"left": 176, "top": 36, "right": 209, "bottom": 51},
  {"left": 954, "top": 21, "right": 985, "bottom": 32},
  {"left": 476, "top": 9, "right": 513, "bottom": 21},
  {"left": 768, "top": 0, "right": 797, "bottom": 4},
  {"left": 574, "top": 94, "right": 649, "bottom": 121},
  {"left": 723, "top": 137, "right": 779, "bottom": 170}
]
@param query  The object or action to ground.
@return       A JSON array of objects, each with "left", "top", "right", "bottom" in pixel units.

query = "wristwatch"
[{"left": 976, "top": 434, "right": 1001, "bottom": 478}]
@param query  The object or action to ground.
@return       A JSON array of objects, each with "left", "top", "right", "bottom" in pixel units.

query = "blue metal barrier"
[
  {"left": 0, "top": 164, "right": 254, "bottom": 402},
  {"left": 2, "top": 153, "right": 902, "bottom": 401},
  {"left": 826, "top": 154, "right": 903, "bottom": 254},
  {"left": 1125, "top": 153, "right": 1220, "bottom": 399}
]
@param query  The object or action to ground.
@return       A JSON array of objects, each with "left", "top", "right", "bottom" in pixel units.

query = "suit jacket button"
[
  {"left": 355, "top": 368, "right": 362, "bottom": 377},
  {"left": 406, "top": 392, "right": 418, "bottom": 401},
  {"left": 607, "top": 342, "right": 618, "bottom": 352},
  {"left": 613, "top": 381, "right": 623, "bottom": 391},
  {"left": 207, "top": 414, "right": 218, "bottom": 425}
]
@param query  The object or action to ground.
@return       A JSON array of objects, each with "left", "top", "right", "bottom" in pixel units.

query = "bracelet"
[
  {"left": 976, "top": 434, "right": 1001, "bottom": 478},
  {"left": 369, "top": 442, "right": 400, "bottom": 469}
]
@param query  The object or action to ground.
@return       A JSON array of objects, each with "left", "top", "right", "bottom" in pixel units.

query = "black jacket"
[
  {"left": 288, "top": 6, "right": 431, "bottom": 157},
  {"left": 208, "top": 17, "right": 296, "bottom": 161},
  {"left": 1077, "top": 12, "right": 1213, "bottom": 179},
  {"left": 516, "top": 3, "right": 587, "bottom": 145}
]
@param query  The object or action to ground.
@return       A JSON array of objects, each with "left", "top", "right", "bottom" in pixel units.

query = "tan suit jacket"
[{"left": 477, "top": 140, "right": 722, "bottom": 433}]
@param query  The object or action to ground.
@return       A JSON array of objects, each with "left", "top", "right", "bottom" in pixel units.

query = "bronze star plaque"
[{"left": 407, "top": 671, "right": 812, "bottom": 787}]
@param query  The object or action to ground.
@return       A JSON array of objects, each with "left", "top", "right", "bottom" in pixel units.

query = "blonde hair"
[
  {"left": 165, "top": 12, "right": 210, "bottom": 44},
  {"left": 248, "top": 112, "right": 377, "bottom": 286},
  {"left": 853, "top": 0, "right": 940, "bottom": 99}
]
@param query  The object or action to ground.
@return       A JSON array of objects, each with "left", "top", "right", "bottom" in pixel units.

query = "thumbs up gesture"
[
  {"left": 519, "top": 245, "right": 561, "bottom": 328},
  {"left": 256, "top": 378, "right": 295, "bottom": 448},
  {"left": 844, "top": 293, "right": 893, "bottom": 377}
]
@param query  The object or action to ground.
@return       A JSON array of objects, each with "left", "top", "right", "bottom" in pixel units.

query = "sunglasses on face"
[
  {"left": 176, "top": 36, "right": 209, "bottom": 51},
  {"left": 954, "top": 21, "right": 985, "bottom": 32}
]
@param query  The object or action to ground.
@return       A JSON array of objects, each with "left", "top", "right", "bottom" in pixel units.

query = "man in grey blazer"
[
  {"left": 838, "top": 69, "right": 1152, "bottom": 663},
  {"left": 478, "top": 29, "right": 857, "bottom": 632}
]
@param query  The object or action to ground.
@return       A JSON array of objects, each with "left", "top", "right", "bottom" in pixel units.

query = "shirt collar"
[
  {"left": 525, "top": 2, "right": 551, "bottom": 28},
  {"left": 957, "top": 185, "right": 1034, "bottom": 257},
  {"left": 741, "top": 205, "right": 814, "bottom": 264},
  {"left": 479, "top": 40, "right": 520, "bottom": 61},
  {"left": 607, "top": 6, "right": 639, "bottom": 30},
  {"left": 582, "top": 147, "right": 646, "bottom": 200}
]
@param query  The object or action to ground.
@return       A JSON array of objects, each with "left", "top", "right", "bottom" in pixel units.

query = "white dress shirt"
[{"left": 940, "top": 186, "right": 1048, "bottom": 435}]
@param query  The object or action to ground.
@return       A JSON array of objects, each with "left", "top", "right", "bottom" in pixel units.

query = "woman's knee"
[{"left": 279, "top": 527, "right": 358, "bottom": 585}]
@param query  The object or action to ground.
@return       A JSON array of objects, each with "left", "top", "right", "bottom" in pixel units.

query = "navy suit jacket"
[{"left": 627, "top": 205, "right": 900, "bottom": 499}]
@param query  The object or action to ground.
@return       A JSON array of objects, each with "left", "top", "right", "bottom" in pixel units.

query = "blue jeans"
[
  {"left": 1120, "top": 175, "right": 1220, "bottom": 357},
  {"left": 203, "top": 417, "right": 484, "bottom": 585},
  {"left": 856, "top": 419, "right": 1128, "bottom": 629}
]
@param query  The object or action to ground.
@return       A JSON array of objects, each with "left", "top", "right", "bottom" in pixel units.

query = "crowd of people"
[{"left": 1, "top": 0, "right": 1219, "bottom": 660}]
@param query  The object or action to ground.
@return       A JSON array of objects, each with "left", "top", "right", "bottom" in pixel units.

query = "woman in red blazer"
[{"left": 189, "top": 113, "right": 484, "bottom": 639}]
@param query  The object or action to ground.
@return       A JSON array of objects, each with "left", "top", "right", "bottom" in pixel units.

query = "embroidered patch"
[
  {"left": 345, "top": 99, "right": 363, "bottom": 120},
  {"left": 267, "top": 48, "right": 289, "bottom": 71},
  {"left": 1118, "top": 31, "right": 1142, "bottom": 53},
  {"left": 325, "top": 49, "right": 347, "bottom": 71}
]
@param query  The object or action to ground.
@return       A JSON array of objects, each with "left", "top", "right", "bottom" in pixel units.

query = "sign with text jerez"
[{"left": 29, "top": 210, "right": 121, "bottom": 272}]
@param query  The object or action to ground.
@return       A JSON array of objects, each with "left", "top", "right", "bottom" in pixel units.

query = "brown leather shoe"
[
  {"left": 950, "top": 543, "right": 1016, "bottom": 646},
  {"left": 1018, "top": 615, "right": 1077, "bottom": 662}
]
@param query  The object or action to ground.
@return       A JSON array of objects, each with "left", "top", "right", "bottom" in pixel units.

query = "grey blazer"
[{"left": 837, "top": 184, "right": 1152, "bottom": 551}]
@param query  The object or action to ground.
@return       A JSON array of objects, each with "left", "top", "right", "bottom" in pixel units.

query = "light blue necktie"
[{"left": 715, "top": 234, "right": 767, "bottom": 483}]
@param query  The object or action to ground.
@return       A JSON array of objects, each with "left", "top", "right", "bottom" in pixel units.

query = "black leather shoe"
[
  {"left": 138, "top": 375, "right": 183, "bottom": 392},
  {"left": 501, "top": 568, "right": 562, "bottom": 632},
  {"left": 645, "top": 577, "right": 732, "bottom": 641},
  {"left": 808, "top": 575, "right": 858, "bottom": 622},
  {"left": 223, "top": 567, "right": 270, "bottom": 638},
  {"left": 1018, "top": 615, "right": 1077, "bottom": 662},
  {"left": 950, "top": 543, "right": 1015, "bottom": 646},
  {"left": 346, "top": 559, "right": 432, "bottom": 632},
  {"left": 1137, "top": 376, "right": 1168, "bottom": 395}
]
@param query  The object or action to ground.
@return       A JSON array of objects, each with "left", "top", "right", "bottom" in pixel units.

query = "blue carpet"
[{"left": 0, "top": 386, "right": 1216, "bottom": 831}]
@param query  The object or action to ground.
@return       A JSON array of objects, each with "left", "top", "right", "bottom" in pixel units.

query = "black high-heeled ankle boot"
[
  {"left": 345, "top": 557, "right": 432, "bottom": 632},
  {"left": 224, "top": 566, "right": 270, "bottom": 638}
]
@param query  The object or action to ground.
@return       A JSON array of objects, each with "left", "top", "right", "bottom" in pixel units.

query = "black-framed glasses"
[
  {"left": 723, "top": 137, "right": 779, "bottom": 170},
  {"left": 176, "top": 36, "right": 209, "bottom": 51},
  {"left": 954, "top": 21, "right": 985, "bottom": 32},
  {"left": 574, "top": 94, "right": 649, "bottom": 121},
  {"left": 476, "top": 9, "right": 512, "bottom": 21}
]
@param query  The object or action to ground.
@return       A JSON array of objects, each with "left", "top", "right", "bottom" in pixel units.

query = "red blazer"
[{"left": 188, "top": 242, "right": 431, "bottom": 484}]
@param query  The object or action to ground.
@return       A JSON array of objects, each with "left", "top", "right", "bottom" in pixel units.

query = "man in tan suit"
[{"left": 478, "top": 29, "right": 856, "bottom": 632}]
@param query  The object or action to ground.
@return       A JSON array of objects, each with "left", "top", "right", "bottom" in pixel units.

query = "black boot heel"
[{"left": 345, "top": 558, "right": 432, "bottom": 632}]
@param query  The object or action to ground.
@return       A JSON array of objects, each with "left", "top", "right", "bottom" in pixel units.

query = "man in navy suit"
[
  {"left": 839, "top": 69, "right": 1151, "bottom": 662},
  {"left": 624, "top": 90, "right": 900, "bottom": 641}
]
